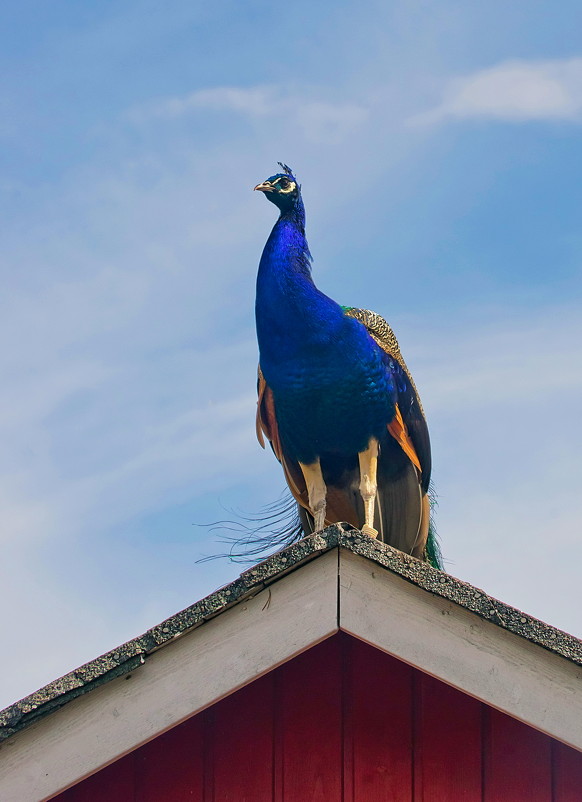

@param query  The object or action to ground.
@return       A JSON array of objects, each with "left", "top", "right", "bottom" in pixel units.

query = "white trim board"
[{"left": 1, "top": 546, "right": 581, "bottom": 802}]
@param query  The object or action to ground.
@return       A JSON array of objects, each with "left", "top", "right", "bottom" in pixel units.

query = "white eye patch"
[{"left": 277, "top": 180, "right": 296, "bottom": 194}]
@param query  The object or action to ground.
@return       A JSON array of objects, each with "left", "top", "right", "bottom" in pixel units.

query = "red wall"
[{"left": 56, "top": 633, "right": 582, "bottom": 801}]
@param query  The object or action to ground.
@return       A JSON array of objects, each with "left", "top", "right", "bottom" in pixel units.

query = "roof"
[
  {"left": 1, "top": 524, "right": 581, "bottom": 800},
  {"left": 2, "top": 524, "right": 580, "bottom": 745}
]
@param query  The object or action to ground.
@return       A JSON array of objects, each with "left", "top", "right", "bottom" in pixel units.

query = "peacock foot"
[{"left": 361, "top": 524, "right": 378, "bottom": 538}]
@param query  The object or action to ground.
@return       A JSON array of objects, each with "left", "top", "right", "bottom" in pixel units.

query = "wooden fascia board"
[
  {"left": 0, "top": 550, "right": 339, "bottom": 802},
  {"left": 339, "top": 548, "right": 582, "bottom": 751}
]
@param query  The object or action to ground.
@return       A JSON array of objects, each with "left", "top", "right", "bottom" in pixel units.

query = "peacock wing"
[
  {"left": 256, "top": 366, "right": 310, "bottom": 512},
  {"left": 343, "top": 307, "right": 431, "bottom": 492},
  {"left": 343, "top": 307, "right": 431, "bottom": 557}
]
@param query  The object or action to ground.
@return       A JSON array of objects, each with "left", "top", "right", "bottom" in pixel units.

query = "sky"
[{"left": 1, "top": 0, "right": 582, "bottom": 710}]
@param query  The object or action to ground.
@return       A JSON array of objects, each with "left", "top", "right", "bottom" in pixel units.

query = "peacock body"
[{"left": 254, "top": 164, "right": 437, "bottom": 564}]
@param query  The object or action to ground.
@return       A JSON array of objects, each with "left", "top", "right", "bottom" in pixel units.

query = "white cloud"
[
  {"left": 130, "top": 85, "right": 368, "bottom": 143},
  {"left": 412, "top": 57, "right": 582, "bottom": 124},
  {"left": 154, "top": 86, "right": 274, "bottom": 118}
]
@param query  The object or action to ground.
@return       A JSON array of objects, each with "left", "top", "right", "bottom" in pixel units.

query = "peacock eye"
[{"left": 279, "top": 178, "right": 290, "bottom": 189}]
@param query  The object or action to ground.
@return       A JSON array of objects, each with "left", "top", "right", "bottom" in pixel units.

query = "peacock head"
[{"left": 254, "top": 163, "right": 301, "bottom": 213}]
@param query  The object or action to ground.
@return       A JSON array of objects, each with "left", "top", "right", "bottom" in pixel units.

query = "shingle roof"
[{"left": 2, "top": 524, "right": 581, "bottom": 742}]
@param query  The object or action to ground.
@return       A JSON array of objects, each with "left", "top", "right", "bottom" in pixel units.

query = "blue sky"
[{"left": 2, "top": 0, "right": 582, "bottom": 708}]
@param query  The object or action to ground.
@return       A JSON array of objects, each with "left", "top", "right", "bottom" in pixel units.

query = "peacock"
[{"left": 254, "top": 164, "right": 440, "bottom": 567}]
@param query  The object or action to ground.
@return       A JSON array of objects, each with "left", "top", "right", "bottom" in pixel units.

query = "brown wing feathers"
[{"left": 257, "top": 368, "right": 308, "bottom": 507}]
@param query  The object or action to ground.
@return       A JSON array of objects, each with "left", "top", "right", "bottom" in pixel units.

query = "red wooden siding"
[
  {"left": 278, "top": 635, "right": 343, "bottom": 799},
  {"left": 414, "top": 673, "right": 482, "bottom": 801},
  {"left": 484, "top": 708, "right": 552, "bottom": 802},
  {"left": 211, "top": 671, "right": 274, "bottom": 800},
  {"left": 347, "top": 634, "right": 412, "bottom": 801},
  {"left": 55, "top": 633, "right": 582, "bottom": 802}
]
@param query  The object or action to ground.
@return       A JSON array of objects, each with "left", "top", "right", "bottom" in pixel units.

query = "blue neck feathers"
[{"left": 255, "top": 199, "right": 346, "bottom": 372}]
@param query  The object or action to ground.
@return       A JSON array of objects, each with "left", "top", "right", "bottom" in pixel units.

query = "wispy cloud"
[
  {"left": 129, "top": 85, "right": 368, "bottom": 143},
  {"left": 412, "top": 57, "right": 582, "bottom": 124},
  {"left": 0, "top": 144, "right": 276, "bottom": 709},
  {"left": 420, "top": 312, "right": 582, "bottom": 410},
  {"left": 408, "top": 306, "right": 582, "bottom": 636}
]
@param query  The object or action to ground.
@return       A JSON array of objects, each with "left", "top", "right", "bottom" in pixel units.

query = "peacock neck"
[
  {"left": 256, "top": 203, "right": 313, "bottom": 296},
  {"left": 256, "top": 202, "right": 346, "bottom": 370},
  {"left": 280, "top": 196, "right": 306, "bottom": 232}
]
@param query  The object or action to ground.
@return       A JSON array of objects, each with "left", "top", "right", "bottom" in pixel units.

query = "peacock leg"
[
  {"left": 298, "top": 459, "right": 327, "bottom": 532},
  {"left": 358, "top": 438, "right": 379, "bottom": 538}
]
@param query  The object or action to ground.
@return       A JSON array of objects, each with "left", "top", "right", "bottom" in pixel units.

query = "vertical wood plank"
[
  {"left": 349, "top": 637, "right": 413, "bottom": 802},
  {"left": 413, "top": 672, "right": 482, "bottom": 802},
  {"left": 342, "top": 635, "right": 355, "bottom": 802},
  {"left": 484, "top": 708, "right": 552, "bottom": 802},
  {"left": 553, "top": 741, "right": 582, "bottom": 802},
  {"left": 134, "top": 714, "right": 204, "bottom": 801},
  {"left": 279, "top": 636, "right": 343, "bottom": 801},
  {"left": 211, "top": 672, "right": 275, "bottom": 801},
  {"left": 203, "top": 708, "right": 215, "bottom": 802},
  {"left": 56, "top": 753, "right": 135, "bottom": 801},
  {"left": 272, "top": 665, "right": 284, "bottom": 802}
]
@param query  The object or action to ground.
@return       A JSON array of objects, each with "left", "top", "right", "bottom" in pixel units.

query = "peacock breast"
[{"left": 266, "top": 336, "right": 396, "bottom": 465}]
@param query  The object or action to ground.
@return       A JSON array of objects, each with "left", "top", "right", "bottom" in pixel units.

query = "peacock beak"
[{"left": 254, "top": 181, "right": 274, "bottom": 192}]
